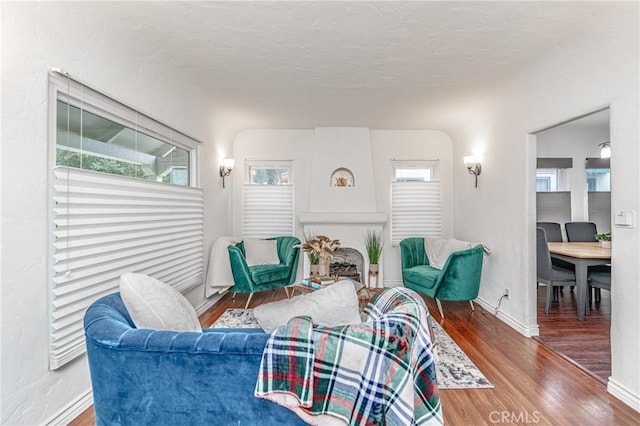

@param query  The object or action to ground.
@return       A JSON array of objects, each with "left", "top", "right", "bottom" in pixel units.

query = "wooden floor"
[
  {"left": 71, "top": 288, "right": 638, "bottom": 426},
  {"left": 535, "top": 285, "right": 611, "bottom": 382}
]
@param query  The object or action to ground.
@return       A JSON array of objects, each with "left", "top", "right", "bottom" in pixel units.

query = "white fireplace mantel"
[{"left": 298, "top": 212, "right": 387, "bottom": 225}]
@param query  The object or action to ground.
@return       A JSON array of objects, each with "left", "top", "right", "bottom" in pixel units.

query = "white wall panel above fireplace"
[{"left": 309, "top": 127, "right": 377, "bottom": 213}]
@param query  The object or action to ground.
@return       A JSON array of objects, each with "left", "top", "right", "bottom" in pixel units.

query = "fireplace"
[
  {"left": 299, "top": 212, "right": 387, "bottom": 287},
  {"left": 330, "top": 248, "right": 364, "bottom": 283},
  {"left": 299, "top": 128, "right": 388, "bottom": 287}
]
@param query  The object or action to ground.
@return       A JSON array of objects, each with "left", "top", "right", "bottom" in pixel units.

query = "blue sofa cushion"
[{"left": 249, "top": 264, "right": 291, "bottom": 284}]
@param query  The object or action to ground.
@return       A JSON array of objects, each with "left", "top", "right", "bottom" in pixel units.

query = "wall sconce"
[
  {"left": 599, "top": 142, "right": 611, "bottom": 159},
  {"left": 463, "top": 155, "right": 482, "bottom": 188},
  {"left": 219, "top": 158, "right": 235, "bottom": 188}
]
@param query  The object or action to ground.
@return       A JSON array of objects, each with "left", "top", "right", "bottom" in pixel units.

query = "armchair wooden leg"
[
  {"left": 232, "top": 292, "right": 237, "bottom": 300},
  {"left": 244, "top": 293, "right": 254, "bottom": 310},
  {"left": 436, "top": 299, "right": 444, "bottom": 319},
  {"left": 469, "top": 300, "right": 475, "bottom": 312},
  {"left": 284, "top": 287, "right": 290, "bottom": 298}
]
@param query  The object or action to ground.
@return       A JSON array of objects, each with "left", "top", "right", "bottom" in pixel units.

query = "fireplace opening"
[{"left": 330, "top": 247, "right": 364, "bottom": 283}]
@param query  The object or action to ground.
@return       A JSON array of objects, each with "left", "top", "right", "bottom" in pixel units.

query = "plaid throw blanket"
[{"left": 255, "top": 287, "right": 442, "bottom": 425}]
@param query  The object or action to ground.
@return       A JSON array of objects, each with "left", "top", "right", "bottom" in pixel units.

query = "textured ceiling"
[{"left": 71, "top": 1, "right": 626, "bottom": 137}]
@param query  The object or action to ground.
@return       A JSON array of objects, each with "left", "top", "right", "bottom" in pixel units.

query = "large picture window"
[
  {"left": 48, "top": 70, "right": 203, "bottom": 369},
  {"left": 56, "top": 101, "right": 190, "bottom": 185}
]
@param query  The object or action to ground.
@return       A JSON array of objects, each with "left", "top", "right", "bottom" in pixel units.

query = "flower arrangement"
[{"left": 298, "top": 235, "right": 341, "bottom": 262}]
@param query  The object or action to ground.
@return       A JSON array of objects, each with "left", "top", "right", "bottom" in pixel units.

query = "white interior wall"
[
  {"left": 537, "top": 118, "right": 610, "bottom": 222},
  {"left": 445, "top": 8, "right": 639, "bottom": 409},
  {"left": 232, "top": 129, "right": 454, "bottom": 286},
  {"left": 0, "top": 4, "right": 228, "bottom": 424}
]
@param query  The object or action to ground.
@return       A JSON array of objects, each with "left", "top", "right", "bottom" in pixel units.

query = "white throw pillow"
[
  {"left": 253, "top": 279, "right": 362, "bottom": 333},
  {"left": 244, "top": 238, "right": 280, "bottom": 266},
  {"left": 120, "top": 272, "right": 202, "bottom": 332}
]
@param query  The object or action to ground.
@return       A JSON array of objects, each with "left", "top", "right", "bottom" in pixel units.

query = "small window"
[
  {"left": 246, "top": 160, "right": 291, "bottom": 185},
  {"left": 536, "top": 168, "right": 567, "bottom": 192},
  {"left": 586, "top": 169, "right": 610, "bottom": 192},
  {"left": 393, "top": 160, "right": 438, "bottom": 182}
]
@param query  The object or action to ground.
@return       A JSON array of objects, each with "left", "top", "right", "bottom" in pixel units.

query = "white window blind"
[
  {"left": 242, "top": 185, "right": 294, "bottom": 238},
  {"left": 50, "top": 167, "right": 204, "bottom": 369},
  {"left": 536, "top": 192, "right": 571, "bottom": 225},
  {"left": 391, "top": 181, "right": 442, "bottom": 246}
]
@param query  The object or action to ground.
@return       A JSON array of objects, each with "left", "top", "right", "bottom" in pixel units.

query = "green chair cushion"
[
  {"left": 402, "top": 266, "right": 440, "bottom": 290},
  {"left": 249, "top": 264, "right": 291, "bottom": 285}
]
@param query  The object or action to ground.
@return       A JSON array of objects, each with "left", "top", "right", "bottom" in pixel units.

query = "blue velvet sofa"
[{"left": 84, "top": 293, "right": 304, "bottom": 425}]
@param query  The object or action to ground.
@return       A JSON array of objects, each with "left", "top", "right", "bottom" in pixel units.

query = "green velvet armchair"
[
  {"left": 228, "top": 236, "right": 301, "bottom": 308},
  {"left": 400, "top": 237, "right": 484, "bottom": 318}
]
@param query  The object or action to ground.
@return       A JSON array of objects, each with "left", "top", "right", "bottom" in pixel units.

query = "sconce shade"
[
  {"left": 222, "top": 158, "right": 235, "bottom": 169},
  {"left": 599, "top": 142, "right": 611, "bottom": 159},
  {"left": 462, "top": 155, "right": 476, "bottom": 169},
  {"left": 463, "top": 156, "right": 476, "bottom": 168}
]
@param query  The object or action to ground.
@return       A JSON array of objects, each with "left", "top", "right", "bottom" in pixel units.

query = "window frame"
[
  {"left": 48, "top": 70, "right": 200, "bottom": 187},
  {"left": 245, "top": 159, "right": 293, "bottom": 185},
  {"left": 535, "top": 168, "right": 568, "bottom": 192},
  {"left": 390, "top": 159, "right": 442, "bottom": 246},
  {"left": 392, "top": 160, "right": 439, "bottom": 182}
]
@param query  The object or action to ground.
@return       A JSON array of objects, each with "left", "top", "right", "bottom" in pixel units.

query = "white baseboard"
[
  {"left": 196, "top": 293, "right": 223, "bottom": 315},
  {"left": 382, "top": 279, "right": 403, "bottom": 288},
  {"left": 45, "top": 387, "right": 92, "bottom": 426},
  {"left": 608, "top": 378, "right": 640, "bottom": 412},
  {"left": 475, "top": 297, "right": 539, "bottom": 337}
]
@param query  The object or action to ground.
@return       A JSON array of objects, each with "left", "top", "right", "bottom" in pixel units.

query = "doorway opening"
[{"left": 533, "top": 107, "right": 611, "bottom": 383}]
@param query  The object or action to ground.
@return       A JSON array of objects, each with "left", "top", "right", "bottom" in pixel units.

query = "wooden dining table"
[{"left": 547, "top": 242, "right": 611, "bottom": 321}]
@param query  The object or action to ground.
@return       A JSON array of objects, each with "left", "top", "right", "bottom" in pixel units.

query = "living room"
[{"left": 1, "top": 2, "right": 639, "bottom": 425}]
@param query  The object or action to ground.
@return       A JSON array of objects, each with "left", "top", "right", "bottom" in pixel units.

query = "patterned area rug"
[{"left": 211, "top": 308, "right": 493, "bottom": 389}]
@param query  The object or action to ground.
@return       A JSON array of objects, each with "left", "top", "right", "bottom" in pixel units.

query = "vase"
[
  {"left": 310, "top": 264, "right": 320, "bottom": 276},
  {"left": 600, "top": 241, "right": 611, "bottom": 249},
  {"left": 369, "top": 264, "right": 379, "bottom": 274},
  {"left": 319, "top": 258, "right": 331, "bottom": 276}
]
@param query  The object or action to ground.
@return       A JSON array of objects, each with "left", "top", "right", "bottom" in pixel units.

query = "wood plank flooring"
[
  {"left": 534, "top": 285, "right": 611, "bottom": 382},
  {"left": 71, "top": 288, "right": 638, "bottom": 426}
]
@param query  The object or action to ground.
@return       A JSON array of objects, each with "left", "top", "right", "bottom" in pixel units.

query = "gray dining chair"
[
  {"left": 537, "top": 222, "right": 573, "bottom": 290},
  {"left": 536, "top": 222, "right": 563, "bottom": 242},
  {"left": 536, "top": 227, "right": 576, "bottom": 315},
  {"left": 565, "top": 221, "right": 608, "bottom": 302},
  {"left": 588, "top": 268, "right": 611, "bottom": 304},
  {"left": 565, "top": 222, "right": 598, "bottom": 242}
]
